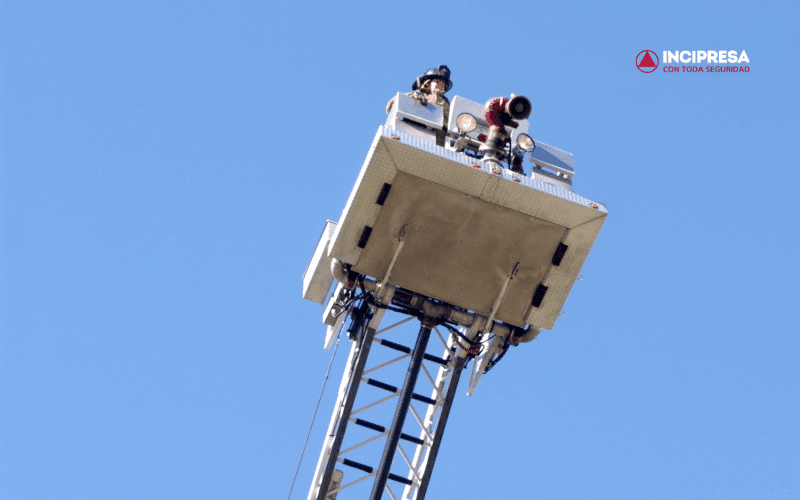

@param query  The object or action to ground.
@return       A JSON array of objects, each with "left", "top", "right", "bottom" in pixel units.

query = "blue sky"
[{"left": 2, "top": 1, "right": 798, "bottom": 499}]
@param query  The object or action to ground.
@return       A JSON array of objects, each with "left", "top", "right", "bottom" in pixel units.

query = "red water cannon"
[
  {"left": 479, "top": 95, "right": 532, "bottom": 169},
  {"left": 483, "top": 95, "right": 532, "bottom": 130}
]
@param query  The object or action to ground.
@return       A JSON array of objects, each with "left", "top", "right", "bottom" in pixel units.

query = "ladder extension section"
[{"left": 308, "top": 301, "right": 466, "bottom": 500}]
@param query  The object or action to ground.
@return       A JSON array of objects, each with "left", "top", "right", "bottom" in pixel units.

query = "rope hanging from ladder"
[{"left": 286, "top": 324, "right": 344, "bottom": 500}]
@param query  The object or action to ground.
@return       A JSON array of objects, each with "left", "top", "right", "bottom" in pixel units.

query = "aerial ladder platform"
[{"left": 301, "top": 86, "right": 607, "bottom": 500}]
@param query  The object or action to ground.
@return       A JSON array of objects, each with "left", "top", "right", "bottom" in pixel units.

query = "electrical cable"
[
  {"left": 331, "top": 292, "right": 369, "bottom": 320},
  {"left": 286, "top": 324, "right": 344, "bottom": 500},
  {"left": 440, "top": 322, "right": 471, "bottom": 343},
  {"left": 440, "top": 322, "right": 482, "bottom": 356}
]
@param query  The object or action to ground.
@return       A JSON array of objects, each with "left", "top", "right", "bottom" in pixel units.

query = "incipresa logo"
[
  {"left": 638, "top": 49, "right": 750, "bottom": 74},
  {"left": 636, "top": 50, "right": 659, "bottom": 73}
]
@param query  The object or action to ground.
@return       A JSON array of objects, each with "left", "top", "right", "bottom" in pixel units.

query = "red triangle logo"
[{"left": 639, "top": 52, "right": 656, "bottom": 68}]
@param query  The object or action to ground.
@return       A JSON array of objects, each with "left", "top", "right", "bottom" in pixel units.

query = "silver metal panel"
[
  {"left": 530, "top": 140, "right": 575, "bottom": 178},
  {"left": 393, "top": 92, "right": 444, "bottom": 130},
  {"left": 302, "top": 220, "right": 338, "bottom": 304},
  {"left": 329, "top": 126, "right": 607, "bottom": 329}
]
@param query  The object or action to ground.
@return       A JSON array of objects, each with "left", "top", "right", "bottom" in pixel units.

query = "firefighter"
[{"left": 386, "top": 65, "right": 452, "bottom": 146}]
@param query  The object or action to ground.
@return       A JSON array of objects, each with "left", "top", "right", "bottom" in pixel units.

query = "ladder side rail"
[
  {"left": 307, "top": 338, "right": 361, "bottom": 500},
  {"left": 369, "top": 320, "right": 434, "bottom": 500},
  {"left": 412, "top": 355, "right": 466, "bottom": 500},
  {"left": 308, "top": 304, "right": 386, "bottom": 500},
  {"left": 402, "top": 333, "right": 458, "bottom": 498},
  {"left": 313, "top": 325, "right": 375, "bottom": 500}
]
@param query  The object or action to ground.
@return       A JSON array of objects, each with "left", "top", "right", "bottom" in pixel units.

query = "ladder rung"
[
  {"left": 363, "top": 380, "right": 436, "bottom": 407},
  {"left": 353, "top": 418, "right": 385, "bottom": 433},
  {"left": 400, "top": 432, "right": 424, "bottom": 446},
  {"left": 423, "top": 353, "right": 449, "bottom": 366},
  {"left": 376, "top": 339, "right": 448, "bottom": 366},
  {"left": 388, "top": 473, "right": 413, "bottom": 486},
  {"left": 411, "top": 393, "right": 437, "bottom": 406},
  {"left": 364, "top": 378, "right": 398, "bottom": 393},
  {"left": 340, "top": 458, "right": 373, "bottom": 474},
  {"left": 376, "top": 338, "right": 411, "bottom": 354}
]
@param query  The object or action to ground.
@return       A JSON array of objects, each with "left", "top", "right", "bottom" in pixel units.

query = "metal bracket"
[
  {"left": 324, "top": 282, "right": 350, "bottom": 349},
  {"left": 465, "top": 262, "right": 518, "bottom": 396},
  {"left": 485, "top": 262, "right": 519, "bottom": 328},
  {"left": 375, "top": 225, "right": 406, "bottom": 303}
]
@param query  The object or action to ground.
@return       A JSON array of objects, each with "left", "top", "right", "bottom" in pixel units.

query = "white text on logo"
[{"left": 663, "top": 51, "right": 749, "bottom": 64}]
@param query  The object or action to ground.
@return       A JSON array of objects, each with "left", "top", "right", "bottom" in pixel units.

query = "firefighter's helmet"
[{"left": 412, "top": 65, "right": 452, "bottom": 93}]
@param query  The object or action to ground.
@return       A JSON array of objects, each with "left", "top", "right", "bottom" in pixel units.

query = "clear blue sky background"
[{"left": 2, "top": 1, "right": 798, "bottom": 499}]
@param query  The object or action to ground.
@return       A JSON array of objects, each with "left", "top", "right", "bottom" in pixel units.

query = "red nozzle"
[{"left": 484, "top": 97, "right": 509, "bottom": 128}]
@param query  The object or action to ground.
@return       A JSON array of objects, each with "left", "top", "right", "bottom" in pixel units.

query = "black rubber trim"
[
  {"left": 376, "top": 183, "right": 392, "bottom": 206},
  {"left": 531, "top": 284, "right": 548, "bottom": 307},
  {"left": 357, "top": 226, "right": 372, "bottom": 249},
  {"left": 551, "top": 243, "right": 569, "bottom": 266}
]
